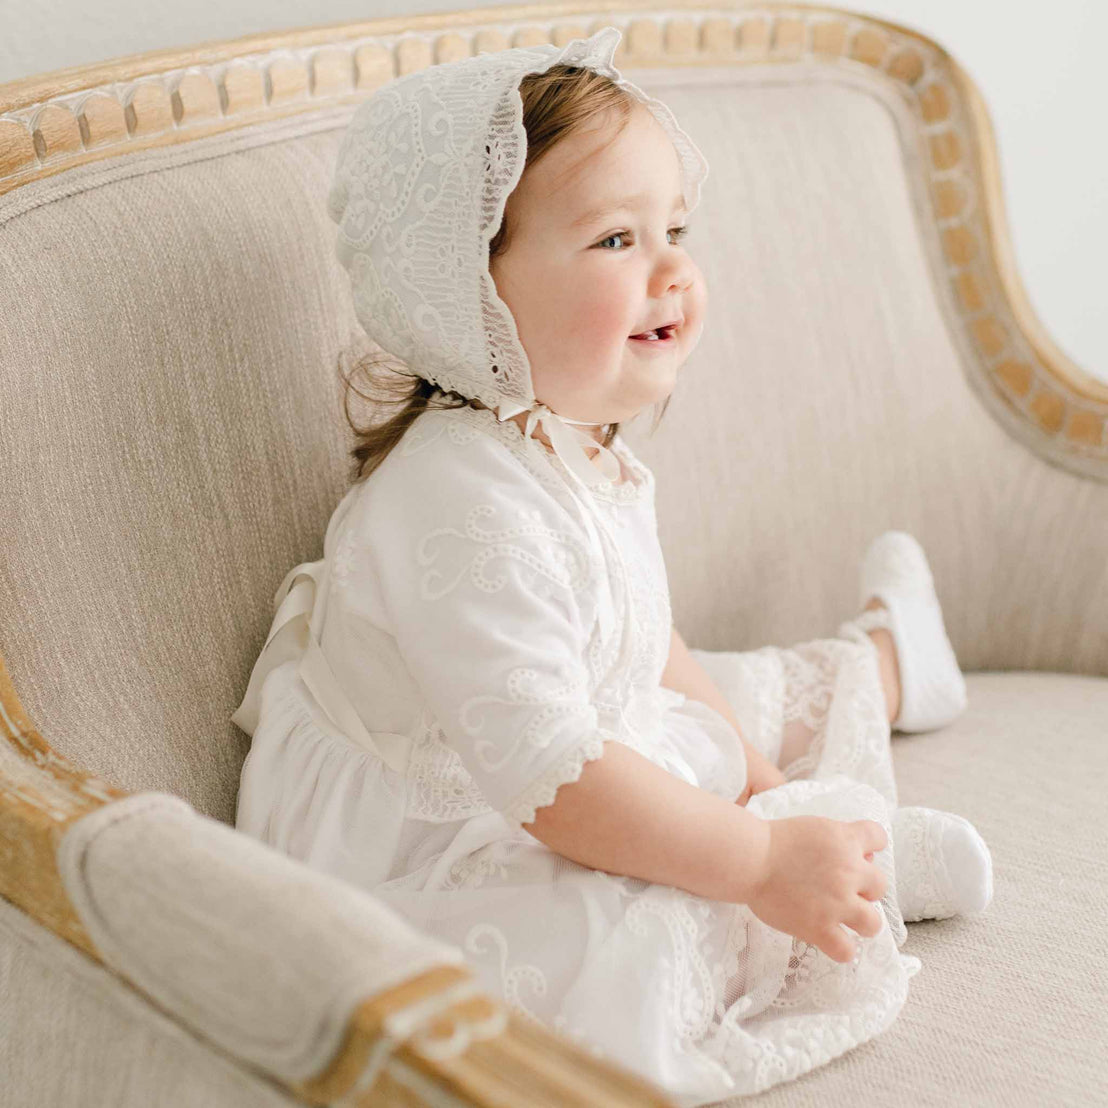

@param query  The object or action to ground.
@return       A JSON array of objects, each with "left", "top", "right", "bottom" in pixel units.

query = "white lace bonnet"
[{"left": 326, "top": 25, "right": 709, "bottom": 489}]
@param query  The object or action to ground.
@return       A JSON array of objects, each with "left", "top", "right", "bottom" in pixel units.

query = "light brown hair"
[{"left": 338, "top": 63, "right": 669, "bottom": 484}]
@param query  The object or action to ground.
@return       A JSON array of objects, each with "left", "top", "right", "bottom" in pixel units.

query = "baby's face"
[{"left": 489, "top": 102, "right": 707, "bottom": 430}]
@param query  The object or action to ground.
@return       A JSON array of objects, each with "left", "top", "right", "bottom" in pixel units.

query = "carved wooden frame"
[{"left": 2, "top": 1, "right": 1103, "bottom": 1104}]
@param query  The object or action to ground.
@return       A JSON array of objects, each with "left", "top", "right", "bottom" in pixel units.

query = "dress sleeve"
[{"left": 355, "top": 417, "right": 613, "bottom": 830}]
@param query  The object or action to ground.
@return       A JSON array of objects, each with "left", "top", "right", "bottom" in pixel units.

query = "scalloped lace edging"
[{"left": 503, "top": 731, "right": 615, "bottom": 828}]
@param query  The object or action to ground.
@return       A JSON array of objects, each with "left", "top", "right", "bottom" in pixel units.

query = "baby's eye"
[
  {"left": 595, "top": 225, "right": 691, "bottom": 250},
  {"left": 596, "top": 231, "right": 629, "bottom": 250}
]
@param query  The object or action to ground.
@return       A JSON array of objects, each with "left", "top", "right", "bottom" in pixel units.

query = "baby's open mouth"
[{"left": 629, "top": 324, "right": 678, "bottom": 343}]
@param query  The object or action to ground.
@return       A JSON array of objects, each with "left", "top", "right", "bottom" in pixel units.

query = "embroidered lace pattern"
[
  {"left": 777, "top": 626, "right": 899, "bottom": 811},
  {"left": 405, "top": 709, "right": 494, "bottom": 823},
  {"left": 436, "top": 851, "right": 915, "bottom": 1098},
  {"left": 500, "top": 729, "right": 613, "bottom": 828}
]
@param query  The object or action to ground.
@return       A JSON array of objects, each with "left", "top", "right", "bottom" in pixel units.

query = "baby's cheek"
[{"left": 570, "top": 296, "right": 623, "bottom": 342}]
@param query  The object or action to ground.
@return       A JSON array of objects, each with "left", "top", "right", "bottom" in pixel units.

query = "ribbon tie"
[{"left": 494, "top": 400, "right": 624, "bottom": 489}]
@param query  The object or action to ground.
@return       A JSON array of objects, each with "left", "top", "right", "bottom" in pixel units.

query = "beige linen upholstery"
[
  {"left": 637, "top": 66, "right": 1108, "bottom": 678},
  {"left": 2, "top": 5, "right": 1106, "bottom": 1106},
  {"left": 0, "top": 892, "right": 299, "bottom": 1108}
]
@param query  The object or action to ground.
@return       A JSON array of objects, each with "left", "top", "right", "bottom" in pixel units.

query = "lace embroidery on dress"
[
  {"left": 778, "top": 631, "right": 898, "bottom": 810},
  {"left": 500, "top": 730, "right": 612, "bottom": 827},
  {"left": 612, "top": 513, "right": 672, "bottom": 690},
  {"left": 448, "top": 867, "right": 899, "bottom": 1093},
  {"left": 546, "top": 888, "right": 728, "bottom": 1066},
  {"left": 725, "top": 649, "right": 786, "bottom": 759},
  {"left": 405, "top": 709, "right": 494, "bottom": 823},
  {"left": 702, "top": 936, "right": 913, "bottom": 1090},
  {"left": 462, "top": 921, "right": 607, "bottom": 1061},
  {"left": 454, "top": 883, "right": 733, "bottom": 1069},
  {"left": 628, "top": 894, "right": 721, "bottom": 1043},
  {"left": 439, "top": 838, "right": 513, "bottom": 892},
  {"left": 329, "top": 399, "right": 723, "bottom": 835},
  {"left": 425, "top": 403, "right": 661, "bottom": 691}
]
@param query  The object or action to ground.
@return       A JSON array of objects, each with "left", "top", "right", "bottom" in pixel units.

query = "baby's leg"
[
  {"left": 861, "top": 598, "right": 902, "bottom": 726},
  {"left": 776, "top": 644, "right": 837, "bottom": 777},
  {"left": 772, "top": 626, "right": 896, "bottom": 797},
  {"left": 779, "top": 596, "right": 902, "bottom": 772},
  {"left": 689, "top": 621, "right": 896, "bottom": 790}
]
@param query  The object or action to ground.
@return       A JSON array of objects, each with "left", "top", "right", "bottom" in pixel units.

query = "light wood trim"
[
  {"left": 0, "top": 647, "right": 673, "bottom": 1105},
  {"left": 293, "top": 962, "right": 673, "bottom": 1105},
  {"left": 949, "top": 55, "right": 1107, "bottom": 409},
  {"left": 0, "top": 653, "right": 127, "bottom": 956}
]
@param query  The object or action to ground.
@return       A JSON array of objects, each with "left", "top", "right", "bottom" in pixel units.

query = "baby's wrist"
[{"left": 727, "top": 803, "right": 773, "bottom": 905}]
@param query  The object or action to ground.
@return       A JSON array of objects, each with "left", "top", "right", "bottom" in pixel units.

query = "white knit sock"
[
  {"left": 892, "top": 805, "right": 993, "bottom": 922},
  {"left": 839, "top": 530, "right": 968, "bottom": 733}
]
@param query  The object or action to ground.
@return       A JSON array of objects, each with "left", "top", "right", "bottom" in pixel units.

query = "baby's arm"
[
  {"left": 660, "top": 624, "right": 747, "bottom": 738},
  {"left": 523, "top": 738, "right": 772, "bottom": 905},
  {"left": 661, "top": 625, "right": 787, "bottom": 802},
  {"left": 525, "top": 742, "right": 888, "bottom": 964}
]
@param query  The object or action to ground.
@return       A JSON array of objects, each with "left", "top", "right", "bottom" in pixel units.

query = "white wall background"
[{"left": 2, "top": 1, "right": 1104, "bottom": 382}]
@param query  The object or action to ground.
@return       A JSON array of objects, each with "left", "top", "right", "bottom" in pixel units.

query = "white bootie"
[
  {"left": 892, "top": 806, "right": 993, "bottom": 922},
  {"left": 841, "top": 530, "right": 968, "bottom": 733}
]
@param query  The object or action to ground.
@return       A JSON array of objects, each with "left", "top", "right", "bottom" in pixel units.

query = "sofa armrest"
[{"left": 0, "top": 652, "right": 673, "bottom": 1107}]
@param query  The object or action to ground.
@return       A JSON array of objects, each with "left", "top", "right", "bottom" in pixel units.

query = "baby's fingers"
[
  {"left": 858, "top": 863, "right": 888, "bottom": 903},
  {"left": 845, "top": 897, "right": 884, "bottom": 939},
  {"left": 817, "top": 926, "right": 858, "bottom": 965}
]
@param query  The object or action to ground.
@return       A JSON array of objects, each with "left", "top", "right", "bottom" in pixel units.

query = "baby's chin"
[
  {"left": 624, "top": 356, "right": 683, "bottom": 395},
  {"left": 530, "top": 356, "right": 681, "bottom": 418},
  {"left": 609, "top": 384, "right": 680, "bottom": 425}
]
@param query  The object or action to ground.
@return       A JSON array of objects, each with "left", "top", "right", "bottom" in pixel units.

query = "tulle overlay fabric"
[{"left": 235, "top": 405, "right": 921, "bottom": 1105}]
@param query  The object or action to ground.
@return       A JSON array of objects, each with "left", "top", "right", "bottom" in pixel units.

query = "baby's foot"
[
  {"left": 844, "top": 531, "right": 967, "bottom": 733},
  {"left": 892, "top": 805, "right": 993, "bottom": 922}
]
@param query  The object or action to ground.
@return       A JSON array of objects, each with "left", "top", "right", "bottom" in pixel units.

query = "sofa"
[{"left": 2, "top": 2, "right": 1105, "bottom": 1104}]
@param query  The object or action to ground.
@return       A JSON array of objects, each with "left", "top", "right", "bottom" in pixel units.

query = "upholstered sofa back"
[{"left": 2, "top": 22, "right": 1105, "bottom": 824}]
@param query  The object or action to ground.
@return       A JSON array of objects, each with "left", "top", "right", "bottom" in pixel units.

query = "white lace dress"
[{"left": 234, "top": 402, "right": 922, "bottom": 1105}]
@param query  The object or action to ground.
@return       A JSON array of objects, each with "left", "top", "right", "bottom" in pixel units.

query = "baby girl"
[{"left": 233, "top": 26, "right": 993, "bottom": 1105}]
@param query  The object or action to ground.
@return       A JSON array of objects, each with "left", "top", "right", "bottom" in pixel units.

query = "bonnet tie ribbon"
[{"left": 495, "top": 400, "right": 623, "bottom": 489}]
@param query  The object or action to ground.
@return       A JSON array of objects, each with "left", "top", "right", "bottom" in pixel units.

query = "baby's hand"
[{"left": 744, "top": 816, "right": 888, "bottom": 963}]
